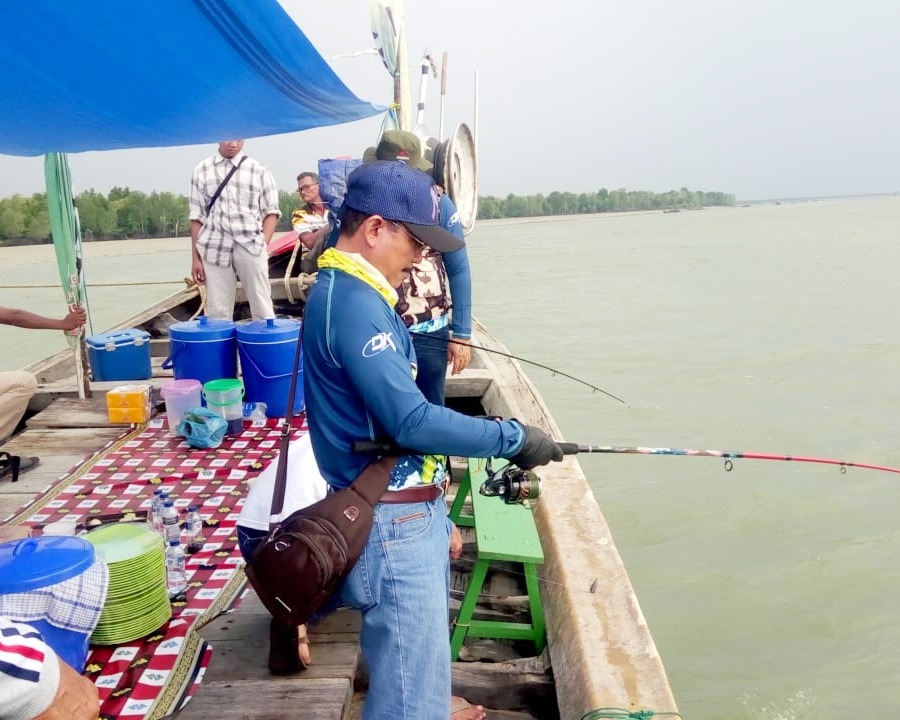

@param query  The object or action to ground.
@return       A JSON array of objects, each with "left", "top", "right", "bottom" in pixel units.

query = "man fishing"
[{"left": 302, "top": 160, "right": 563, "bottom": 720}]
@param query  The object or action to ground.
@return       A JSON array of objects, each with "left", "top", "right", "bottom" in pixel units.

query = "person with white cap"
[{"left": 302, "top": 160, "right": 563, "bottom": 720}]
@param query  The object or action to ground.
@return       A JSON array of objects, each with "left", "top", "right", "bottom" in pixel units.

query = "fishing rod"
[
  {"left": 354, "top": 440, "right": 900, "bottom": 507},
  {"left": 487, "top": 444, "right": 900, "bottom": 505},
  {"left": 556, "top": 443, "right": 900, "bottom": 476},
  {"left": 410, "top": 332, "right": 628, "bottom": 405}
]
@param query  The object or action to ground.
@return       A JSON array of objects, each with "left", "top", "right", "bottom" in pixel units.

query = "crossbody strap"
[
  {"left": 268, "top": 317, "right": 304, "bottom": 529},
  {"left": 205, "top": 155, "right": 246, "bottom": 214}
]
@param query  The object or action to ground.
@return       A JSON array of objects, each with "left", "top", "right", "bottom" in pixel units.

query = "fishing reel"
[{"left": 479, "top": 459, "right": 542, "bottom": 505}]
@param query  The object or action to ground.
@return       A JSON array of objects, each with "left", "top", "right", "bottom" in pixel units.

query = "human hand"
[
  {"left": 32, "top": 657, "right": 99, "bottom": 720},
  {"left": 61, "top": 306, "right": 86, "bottom": 330},
  {"left": 449, "top": 521, "right": 463, "bottom": 560},
  {"left": 191, "top": 257, "right": 205, "bottom": 284},
  {"left": 508, "top": 424, "right": 564, "bottom": 469},
  {"left": 447, "top": 337, "right": 471, "bottom": 375},
  {"left": 299, "top": 228, "right": 324, "bottom": 250}
]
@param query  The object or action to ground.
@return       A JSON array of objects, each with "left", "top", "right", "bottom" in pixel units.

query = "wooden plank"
[
  {"left": 1, "top": 427, "right": 124, "bottom": 455},
  {"left": 175, "top": 677, "right": 351, "bottom": 720},
  {"left": 199, "top": 601, "right": 360, "bottom": 681},
  {"left": 26, "top": 397, "right": 117, "bottom": 428},
  {"left": 451, "top": 657, "right": 557, "bottom": 716}
]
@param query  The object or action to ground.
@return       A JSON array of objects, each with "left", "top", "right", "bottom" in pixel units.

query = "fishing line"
[
  {"left": 557, "top": 443, "right": 900, "bottom": 476},
  {"left": 410, "top": 331, "right": 628, "bottom": 405}
]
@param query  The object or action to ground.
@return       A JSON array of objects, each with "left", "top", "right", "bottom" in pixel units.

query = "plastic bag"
[
  {"left": 177, "top": 407, "right": 228, "bottom": 449},
  {"left": 318, "top": 157, "right": 363, "bottom": 216}
]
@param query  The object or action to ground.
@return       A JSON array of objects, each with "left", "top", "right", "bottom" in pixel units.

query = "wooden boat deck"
[{"left": 1, "top": 376, "right": 551, "bottom": 720}]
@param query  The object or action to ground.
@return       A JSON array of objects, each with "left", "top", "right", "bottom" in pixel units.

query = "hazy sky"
[{"left": 1, "top": 0, "right": 899, "bottom": 201}]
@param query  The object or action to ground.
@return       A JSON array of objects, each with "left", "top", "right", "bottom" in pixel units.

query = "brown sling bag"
[{"left": 244, "top": 323, "right": 393, "bottom": 627}]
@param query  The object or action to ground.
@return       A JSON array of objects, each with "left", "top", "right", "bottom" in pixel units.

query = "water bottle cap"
[
  {"left": 164, "top": 500, "right": 174, "bottom": 506},
  {"left": 188, "top": 505, "right": 198, "bottom": 512},
  {"left": 154, "top": 489, "right": 162, "bottom": 496},
  {"left": 168, "top": 539, "right": 179, "bottom": 546}
]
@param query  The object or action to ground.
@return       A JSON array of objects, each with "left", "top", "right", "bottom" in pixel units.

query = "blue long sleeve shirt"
[
  {"left": 440, "top": 194, "right": 472, "bottom": 338},
  {"left": 303, "top": 257, "right": 524, "bottom": 490}
]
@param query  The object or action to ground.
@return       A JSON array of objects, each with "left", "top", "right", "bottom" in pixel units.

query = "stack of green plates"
[{"left": 85, "top": 524, "right": 172, "bottom": 645}]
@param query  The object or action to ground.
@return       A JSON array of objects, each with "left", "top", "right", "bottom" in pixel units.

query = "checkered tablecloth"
[{"left": 3, "top": 414, "right": 307, "bottom": 720}]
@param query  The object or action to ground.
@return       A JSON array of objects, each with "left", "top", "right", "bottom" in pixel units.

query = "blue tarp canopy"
[{"left": 0, "top": 0, "right": 383, "bottom": 156}]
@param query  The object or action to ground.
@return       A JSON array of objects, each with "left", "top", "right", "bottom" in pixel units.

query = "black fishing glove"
[{"left": 509, "top": 424, "right": 564, "bottom": 469}]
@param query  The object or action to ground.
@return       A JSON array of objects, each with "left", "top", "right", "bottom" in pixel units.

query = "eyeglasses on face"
[
  {"left": 298, "top": 183, "right": 318, "bottom": 192},
  {"left": 388, "top": 220, "right": 427, "bottom": 252}
]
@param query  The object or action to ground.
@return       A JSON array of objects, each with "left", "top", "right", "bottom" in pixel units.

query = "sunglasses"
[{"left": 388, "top": 220, "right": 427, "bottom": 252}]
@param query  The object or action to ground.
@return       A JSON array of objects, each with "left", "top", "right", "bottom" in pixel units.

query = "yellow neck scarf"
[{"left": 317, "top": 247, "right": 398, "bottom": 306}]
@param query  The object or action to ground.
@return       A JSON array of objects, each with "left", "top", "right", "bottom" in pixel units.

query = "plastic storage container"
[
  {"left": 236, "top": 318, "right": 303, "bottom": 418},
  {"left": 87, "top": 328, "right": 151, "bottom": 381},
  {"left": 203, "top": 378, "right": 244, "bottom": 435},
  {"left": 164, "top": 316, "right": 237, "bottom": 387},
  {"left": 0, "top": 536, "right": 99, "bottom": 670},
  {"left": 106, "top": 385, "right": 151, "bottom": 423},
  {"left": 161, "top": 379, "right": 202, "bottom": 435}
]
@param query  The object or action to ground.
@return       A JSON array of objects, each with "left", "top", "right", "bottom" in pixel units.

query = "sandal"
[
  {"left": 0, "top": 453, "right": 38, "bottom": 483},
  {"left": 267, "top": 618, "right": 311, "bottom": 675},
  {"left": 451, "top": 696, "right": 487, "bottom": 719}
]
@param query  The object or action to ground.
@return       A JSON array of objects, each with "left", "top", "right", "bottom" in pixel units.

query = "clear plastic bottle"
[
  {"left": 165, "top": 539, "right": 187, "bottom": 599},
  {"left": 243, "top": 402, "right": 268, "bottom": 427},
  {"left": 161, "top": 499, "right": 180, "bottom": 544},
  {"left": 184, "top": 505, "right": 205, "bottom": 555},
  {"left": 153, "top": 491, "right": 169, "bottom": 536},
  {"left": 147, "top": 488, "right": 163, "bottom": 531}
]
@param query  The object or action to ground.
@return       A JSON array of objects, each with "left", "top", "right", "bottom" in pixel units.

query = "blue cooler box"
[{"left": 87, "top": 328, "right": 152, "bottom": 381}]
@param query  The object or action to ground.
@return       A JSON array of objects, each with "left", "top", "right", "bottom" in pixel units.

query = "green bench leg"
[
  {"left": 524, "top": 562, "right": 546, "bottom": 653},
  {"left": 450, "top": 560, "right": 547, "bottom": 658},
  {"left": 447, "top": 464, "right": 475, "bottom": 527},
  {"left": 450, "top": 558, "right": 489, "bottom": 660}
]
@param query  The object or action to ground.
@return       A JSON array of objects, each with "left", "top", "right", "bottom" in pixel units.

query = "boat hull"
[{"left": 23, "top": 285, "right": 677, "bottom": 719}]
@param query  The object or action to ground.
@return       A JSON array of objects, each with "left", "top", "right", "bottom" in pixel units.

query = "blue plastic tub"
[
  {"left": 164, "top": 316, "right": 237, "bottom": 387},
  {"left": 0, "top": 536, "right": 97, "bottom": 671},
  {"left": 236, "top": 318, "right": 303, "bottom": 418}
]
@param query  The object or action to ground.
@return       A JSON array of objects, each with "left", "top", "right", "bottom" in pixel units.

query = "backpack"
[{"left": 244, "top": 457, "right": 393, "bottom": 627}]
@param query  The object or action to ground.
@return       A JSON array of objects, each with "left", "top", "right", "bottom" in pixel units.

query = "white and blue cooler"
[
  {"left": 87, "top": 328, "right": 152, "bottom": 381},
  {"left": 0, "top": 536, "right": 109, "bottom": 671}
]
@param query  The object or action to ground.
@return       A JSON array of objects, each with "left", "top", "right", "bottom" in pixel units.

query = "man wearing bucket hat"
[
  {"left": 302, "top": 160, "right": 563, "bottom": 720},
  {"left": 364, "top": 130, "right": 473, "bottom": 406}
]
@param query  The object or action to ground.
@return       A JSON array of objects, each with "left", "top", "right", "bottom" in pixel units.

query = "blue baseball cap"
[{"left": 344, "top": 161, "right": 464, "bottom": 254}]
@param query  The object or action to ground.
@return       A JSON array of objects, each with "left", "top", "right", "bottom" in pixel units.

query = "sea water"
[{"left": 3, "top": 195, "right": 900, "bottom": 718}]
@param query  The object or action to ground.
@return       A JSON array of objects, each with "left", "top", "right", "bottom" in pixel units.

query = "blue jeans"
[
  {"left": 412, "top": 326, "right": 450, "bottom": 405},
  {"left": 340, "top": 497, "right": 452, "bottom": 720}
]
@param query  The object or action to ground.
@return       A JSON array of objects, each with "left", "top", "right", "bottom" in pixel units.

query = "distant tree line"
[
  {"left": 478, "top": 188, "right": 735, "bottom": 219},
  {"left": 0, "top": 186, "right": 734, "bottom": 244}
]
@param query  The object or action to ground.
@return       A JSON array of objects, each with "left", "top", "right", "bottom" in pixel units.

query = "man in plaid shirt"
[{"left": 189, "top": 140, "right": 281, "bottom": 320}]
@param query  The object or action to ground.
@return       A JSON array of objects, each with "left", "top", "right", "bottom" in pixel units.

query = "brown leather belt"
[{"left": 379, "top": 484, "right": 443, "bottom": 504}]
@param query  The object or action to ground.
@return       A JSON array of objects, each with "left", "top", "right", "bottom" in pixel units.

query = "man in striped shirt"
[
  {"left": 189, "top": 140, "right": 281, "bottom": 320},
  {"left": 0, "top": 615, "right": 98, "bottom": 719}
]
